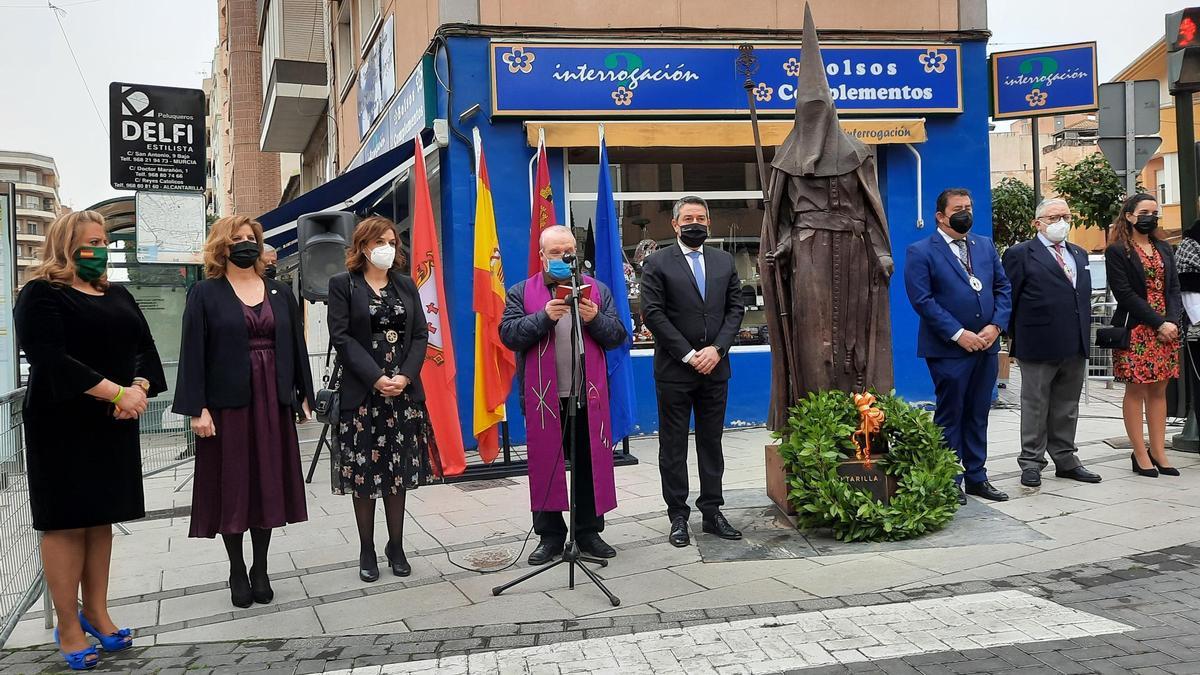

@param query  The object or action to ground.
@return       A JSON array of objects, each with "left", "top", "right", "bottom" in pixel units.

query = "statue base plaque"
[{"left": 836, "top": 459, "right": 898, "bottom": 505}]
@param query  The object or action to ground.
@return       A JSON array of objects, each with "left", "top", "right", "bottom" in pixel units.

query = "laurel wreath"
[{"left": 776, "top": 390, "right": 961, "bottom": 542}]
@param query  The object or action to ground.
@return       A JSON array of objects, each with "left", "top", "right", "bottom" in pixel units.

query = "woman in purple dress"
[{"left": 174, "top": 215, "right": 314, "bottom": 608}]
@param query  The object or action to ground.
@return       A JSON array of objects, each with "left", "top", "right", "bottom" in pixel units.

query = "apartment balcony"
[
  {"left": 16, "top": 232, "right": 44, "bottom": 244},
  {"left": 259, "top": 0, "right": 327, "bottom": 153},
  {"left": 16, "top": 207, "right": 55, "bottom": 221},
  {"left": 15, "top": 182, "right": 56, "bottom": 197}
]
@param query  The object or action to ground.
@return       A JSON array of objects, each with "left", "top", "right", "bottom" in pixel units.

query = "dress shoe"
[
  {"left": 1131, "top": 454, "right": 1159, "bottom": 478},
  {"left": 385, "top": 542, "right": 412, "bottom": 577},
  {"left": 359, "top": 548, "right": 380, "bottom": 583},
  {"left": 248, "top": 564, "right": 273, "bottom": 604},
  {"left": 956, "top": 486, "right": 967, "bottom": 505},
  {"left": 1150, "top": 457, "right": 1181, "bottom": 477},
  {"left": 229, "top": 570, "right": 253, "bottom": 608},
  {"left": 577, "top": 533, "right": 616, "bottom": 558},
  {"left": 668, "top": 516, "right": 690, "bottom": 547},
  {"left": 1055, "top": 466, "right": 1102, "bottom": 483},
  {"left": 1020, "top": 469, "right": 1041, "bottom": 487},
  {"left": 527, "top": 539, "right": 564, "bottom": 565},
  {"left": 701, "top": 512, "right": 742, "bottom": 540},
  {"left": 965, "top": 481, "right": 1009, "bottom": 502}
]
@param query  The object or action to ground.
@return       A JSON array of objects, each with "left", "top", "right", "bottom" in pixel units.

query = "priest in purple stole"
[{"left": 500, "top": 226, "right": 625, "bottom": 565}]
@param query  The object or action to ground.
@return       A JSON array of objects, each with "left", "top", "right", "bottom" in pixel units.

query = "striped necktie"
[{"left": 1052, "top": 243, "right": 1074, "bottom": 284}]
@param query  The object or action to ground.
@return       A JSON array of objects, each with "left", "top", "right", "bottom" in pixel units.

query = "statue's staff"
[{"left": 737, "top": 44, "right": 794, "bottom": 385}]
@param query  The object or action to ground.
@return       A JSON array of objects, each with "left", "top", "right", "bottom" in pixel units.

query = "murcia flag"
[
  {"left": 411, "top": 134, "right": 466, "bottom": 476},
  {"left": 528, "top": 128, "right": 556, "bottom": 277},
  {"left": 473, "top": 127, "right": 516, "bottom": 463}
]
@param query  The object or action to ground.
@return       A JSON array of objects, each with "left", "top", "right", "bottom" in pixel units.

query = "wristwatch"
[{"left": 133, "top": 379, "right": 151, "bottom": 392}]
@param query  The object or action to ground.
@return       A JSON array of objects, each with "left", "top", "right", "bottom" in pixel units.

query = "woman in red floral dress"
[{"left": 1106, "top": 194, "right": 1183, "bottom": 477}]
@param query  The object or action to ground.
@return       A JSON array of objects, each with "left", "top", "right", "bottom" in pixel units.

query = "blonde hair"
[
  {"left": 29, "top": 210, "right": 109, "bottom": 290},
  {"left": 346, "top": 216, "right": 401, "bottom": 273},
  {"left": 203, "top": 215, "right": 266, "bottom": 279}
]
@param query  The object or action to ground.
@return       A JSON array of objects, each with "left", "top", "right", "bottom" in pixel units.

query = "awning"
[
  {"left": 259, "top": 129, "right": 434, "bottom": 257},
  {"left": 525, "top": 119, "right": 927, "bottom": 148}
]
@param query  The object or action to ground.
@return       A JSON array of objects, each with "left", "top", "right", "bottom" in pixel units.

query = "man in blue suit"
[
  {"left": 905, "top": 188, "right": 1012, "bottom": 503},
  {"left": 1002, "top": 198, "right": 1101, "bottom": 488}
]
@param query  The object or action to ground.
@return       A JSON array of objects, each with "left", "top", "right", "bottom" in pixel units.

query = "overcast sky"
[{"left": 0, "top": 0, "right": 1188, "bottom": 209}]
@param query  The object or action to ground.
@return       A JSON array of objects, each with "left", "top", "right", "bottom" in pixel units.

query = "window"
[
  {"left": 334, "top": 1, "right": 354, "bottom": 94},
  {"left": 42, "top": 197, "right": 53, "bottom": 211},
  {"left": 26, "top": 222, "right": 37, "bottom": 236},
  {"left": 0, "top": 168, "right": 19, "bottom": 182},
  {"left": 23, "top": 170, "right": 40, "bottom": 185},
  {"left": 356, "top": 0, "right": 380, "bottom": 50}
]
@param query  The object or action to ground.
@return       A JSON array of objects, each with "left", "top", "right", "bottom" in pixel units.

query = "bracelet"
[{"left": 110, "top": 387, "right": 125, "bottom": 404}]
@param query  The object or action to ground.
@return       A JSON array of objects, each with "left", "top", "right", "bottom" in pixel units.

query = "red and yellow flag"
[
  {"left": 472, "top": 128, "right": 516, "bottom": 463},
  {"left": 411, "top": 135, "right": 466, "bottom": 477},
  {"left": 527, "top": 129, "right": 557, "bottom": 277}
]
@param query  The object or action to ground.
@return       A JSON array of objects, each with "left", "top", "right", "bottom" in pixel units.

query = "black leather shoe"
[
  {"left": 1020, "top": 469, "right": 1042, "bottom": 487},
  {"left": 956, "top": 486, "right": 967, "bottom": 505},
  {"left": 385, "top": 542, "right": 412, "bottom": 577},
  {"left": 1055, "top": 466, "right": 1102, "bottom": 483},
  {"left": 229, "top": 570, "right": 253, "bottom": 608},
  {"left": 248, "top": 564, "right": 273, "bottom": 604},
  {"left": 1150, "top": 457, "right": 1181, "bottom": 477},
  {"left": 668, "top": 517, "right": 690, "bottom": 547},
  {"left": 701, "top": 512, "right": 742, "bottom": 540},
  {"left": 527, "top": 539, "right": 564, "bottom": 565},
  {"left": 965, "top": 481, "right": 1009, "bottom": 502},
  {"left": 577, "top": 534, "right": 616, "bottom": 558},
  {"left": 359, "top": 549, "right": 380, "bottom": 583}
]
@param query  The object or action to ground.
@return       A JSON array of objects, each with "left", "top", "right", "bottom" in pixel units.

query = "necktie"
[
  {"left": 1052, "top": 243, "right": 1075, "bottom": 284},
  {"left": 952, "top": 239, "right": 969, "bottom": 272},
  {"left": 688, "top": 251, "right": 706, "bottom": 301}
]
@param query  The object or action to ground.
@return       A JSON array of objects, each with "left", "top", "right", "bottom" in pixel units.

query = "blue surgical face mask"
[{"left": 547, "top": 259, "right": 572, "bottom": 280}]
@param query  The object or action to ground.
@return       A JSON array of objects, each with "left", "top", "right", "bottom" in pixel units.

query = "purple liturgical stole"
[{"left": 521, "top": 274, "right": 618, "bottom": 515}]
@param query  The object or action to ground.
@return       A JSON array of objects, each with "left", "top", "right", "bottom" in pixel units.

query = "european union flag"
[{"left": 594, "top": 130, "right": 637, "bottom": 443}]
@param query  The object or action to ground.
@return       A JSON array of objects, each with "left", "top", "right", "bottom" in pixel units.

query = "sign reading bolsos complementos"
[
  {"left": 348, "top": 55, "right": 436, "bottom": 171},
  {"left": 109, "top": 82, "right": 206, "bottom": 192},
  {"left": 490, "top": 42, "right": 962, "bottom": 117},
  {"left": 990, "top": 42, "right": 1099, "bottom": 120}
]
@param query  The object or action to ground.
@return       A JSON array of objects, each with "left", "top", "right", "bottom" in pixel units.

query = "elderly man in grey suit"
[{"left": 1002, "top": 198, "right": 1102, "bottom": 487}]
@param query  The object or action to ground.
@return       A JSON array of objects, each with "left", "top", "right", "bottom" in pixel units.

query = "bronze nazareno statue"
[{"left": 760, "top": 5, "right": 895, "bottom": 431}]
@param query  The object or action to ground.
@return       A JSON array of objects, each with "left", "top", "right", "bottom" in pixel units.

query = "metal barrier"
[
  {"left": 0, "top": 387, "right": 41, "bottom": 649},
  {"left": 1089, "top": 299, "right": 1117, "bottom": 381}
]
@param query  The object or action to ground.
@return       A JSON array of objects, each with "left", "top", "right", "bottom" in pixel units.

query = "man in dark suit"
[
  {"left": 640, "top": 196, "right": 746, "bottom": 547},
  {"left": 904, "top": 188, "right": 1012, "bottom": 504},
  {"left": 1002, "top": 198, "right": 1101, "bottom": 487}
]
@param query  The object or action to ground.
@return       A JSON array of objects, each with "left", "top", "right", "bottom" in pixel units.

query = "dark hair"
[
  {"left": 1111, "top": 193, "right": 1160, "bottom": 251},
  {"left": 935, "top": 188, "right": 972, "bottom": 215},
  {"left": 346, "top": 216, "right": 402, "bottom": 273},
  {"left": 672, "top": 195, "right": 709, "bottom": 220}
]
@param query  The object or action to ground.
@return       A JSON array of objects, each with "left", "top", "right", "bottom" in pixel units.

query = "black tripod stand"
[
  {"left": 492, "top": 255, "right": 620, "bottom": 606},
  {"left": 305, "top": 343, "right": 340, "bottom": 483}
]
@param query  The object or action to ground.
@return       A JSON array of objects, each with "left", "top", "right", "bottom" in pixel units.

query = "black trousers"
[
  {"left": 657, "top": 378, "right": 728, "bottom": 521},
  {"left": 532, "top": 398, "right": 604, "bottom": 541}
]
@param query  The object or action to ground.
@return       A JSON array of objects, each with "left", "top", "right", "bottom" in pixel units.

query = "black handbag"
[
  {"left": 1096, "top": 311, "right": 1132, "bottom": 350},
  {"left": 313, "top": 344, "right": 341, "bottom": 425}
]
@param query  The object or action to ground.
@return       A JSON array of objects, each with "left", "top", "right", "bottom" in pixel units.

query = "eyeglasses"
[{"left": 1038, "top": 215, "right": 1072, "bottom": 225}]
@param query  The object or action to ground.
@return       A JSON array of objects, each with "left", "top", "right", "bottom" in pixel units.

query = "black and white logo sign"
[{"left": 109, "top": 82, "right": 206, "bottom": 192}]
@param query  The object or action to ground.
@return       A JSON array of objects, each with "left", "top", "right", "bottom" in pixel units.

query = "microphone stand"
[{"left": 492, "top": 256, "right": 620, "bottom": 606}]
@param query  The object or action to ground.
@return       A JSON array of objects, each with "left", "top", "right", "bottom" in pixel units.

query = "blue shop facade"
[{"left": 266, "top": 27, "right": 994, "bottom": 449}]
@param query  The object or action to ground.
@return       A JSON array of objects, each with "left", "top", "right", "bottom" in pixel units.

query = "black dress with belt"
[{"left": 15, "top": 280, "right": 166, "bottom": 531}]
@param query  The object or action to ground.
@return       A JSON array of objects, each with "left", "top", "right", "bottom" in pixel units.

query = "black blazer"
[
  {"left": 639, "top": 243, "right": 746, "bottom": 383},
  {"left": 1002, "top": 237, "right": 1092, "bottom": 362},
  {"left": 1105, "top": 240, "right": 1182, "bottom": 332},
  {"left": 327, "top": 270, "right": 427, "bottom": 410},
  {"left": 173, "top": 277, "right": 315, "bottom": 417}
]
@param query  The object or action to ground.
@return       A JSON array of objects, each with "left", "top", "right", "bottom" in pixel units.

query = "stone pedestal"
[{"left": 765, "top": 444, "right": 796, "bottom": 516}]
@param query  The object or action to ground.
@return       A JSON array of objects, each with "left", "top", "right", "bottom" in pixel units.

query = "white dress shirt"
[
  {"left": 938, "top": 229, "right": 970, "bottom": 343},
  {"left": 679, "top": 240, "right": 707, "bottom": 365},
  {"left": 1037, "top": 232, "right": 1077, "bottom": 286}
]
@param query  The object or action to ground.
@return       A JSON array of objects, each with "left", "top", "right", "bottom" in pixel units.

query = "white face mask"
[
  {"left": 1043, "top": 219, "right": 1070, "bottom": 244},
  {"left": 368, "top": 244, "right": 396, "bottom": 270}
]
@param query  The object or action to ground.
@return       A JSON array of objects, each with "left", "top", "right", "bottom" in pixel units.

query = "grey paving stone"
[
  {"left": 536, "top": 630, "right": 584, "bottom": 645},
  {"left": 585, "top": 626, "right": 635, "bottom": 638},
  {"left": 471, "top": 623, "right": 521, "bottom": 637},
  {"left": 293, "top": 659, "right": 327, "bottom": 675},
  {"left": 383, "top": 641, "right": 438, "bottom": 655},
  {"left": 486, "top": 634, "right": 538, "bottom": 649}
]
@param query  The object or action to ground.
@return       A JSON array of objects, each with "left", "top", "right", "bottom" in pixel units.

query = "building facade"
[
  {"left": 0, "top": 151, "right": 60, "bottom": 286},
  {"left": 259, "top": 0, "right": 992, "bottom": 447}
]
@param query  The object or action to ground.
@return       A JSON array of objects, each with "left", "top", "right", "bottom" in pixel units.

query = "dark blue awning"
[{"left": 258, "top": 129, "right": 434, "bottom": 257}]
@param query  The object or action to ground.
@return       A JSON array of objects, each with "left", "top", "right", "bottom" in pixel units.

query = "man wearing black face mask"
[
  {"left": 641, "top": 196, "right": 746, "bottom": 547},
  {"left": 262, "top": 244, "right": 278, "bottom": 280},
  {"left": 904, "top": 188, "right": 1012, "bottom": 504}
]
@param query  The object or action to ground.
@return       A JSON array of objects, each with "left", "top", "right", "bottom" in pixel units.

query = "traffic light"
[{"left": 1168, "top": 8, "right": 1200, "bottom": 94}]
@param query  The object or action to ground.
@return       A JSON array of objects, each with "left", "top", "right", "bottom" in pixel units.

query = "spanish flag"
[{"left": 472, "top": 127, "right": 516, "bottom": 463}]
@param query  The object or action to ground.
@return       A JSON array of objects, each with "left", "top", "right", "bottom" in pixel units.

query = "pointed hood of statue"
[{"left": 770, "top": 3, "right": 870, "bottom": 178}]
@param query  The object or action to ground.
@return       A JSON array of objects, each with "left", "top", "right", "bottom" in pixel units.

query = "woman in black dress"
[
  {"left": 328, "top": 216, "right": 436, "bottom": 582},
  {"left": 173, "top": 215, "right": 314, "bottom": 608},
  {"left": 15, "top": 211, "right": 166, "bottom": 670}
]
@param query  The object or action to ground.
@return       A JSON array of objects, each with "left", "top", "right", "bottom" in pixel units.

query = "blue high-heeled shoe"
[
  {"left": 78, "top": 611, "right": 133, "bottom": 652},
  {"left": 54, "top": 627, "right": 99, "bottom": 670}
]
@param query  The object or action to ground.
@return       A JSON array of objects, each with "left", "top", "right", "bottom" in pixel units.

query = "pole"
[
  {"left": 1174, "top": 91, "right": 1199, "bottom": 452},
  {"left": 1031, "top": 117, "right": 1042, "bottom": 203}
]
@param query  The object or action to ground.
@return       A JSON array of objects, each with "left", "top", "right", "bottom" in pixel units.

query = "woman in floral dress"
[
  {"left": 327, "top": 217, "right": 438, "bottom": 581},
  {"left": 1106, "top": 194, "right": 1182, "bottom": 477}
]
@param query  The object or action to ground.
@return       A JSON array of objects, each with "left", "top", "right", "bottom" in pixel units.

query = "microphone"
[{"left": 561, "top": 253, "right": 578, "bottom": 268}]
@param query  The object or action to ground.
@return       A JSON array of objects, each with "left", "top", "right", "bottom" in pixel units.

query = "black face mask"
[
  {"left": 1132, "top": 214, "right": 1159, "bottom": 235},
  {"left": 263, "top": 264, "right": 277, "bottom": 280},
  {"left": 228, "top": 241, "right": 260, "bottom": 269},
  {"left": 679, "top": 225, "right": 709, "bottom": 248},
  {"left": 948, "top": 210, "right": 973, "bottom": 234}
]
